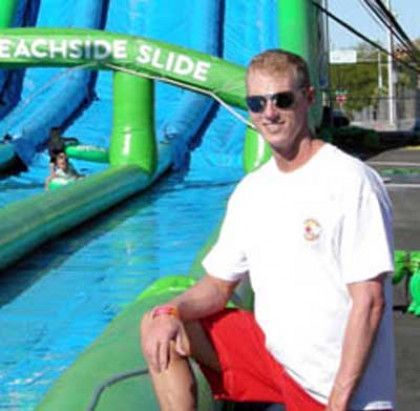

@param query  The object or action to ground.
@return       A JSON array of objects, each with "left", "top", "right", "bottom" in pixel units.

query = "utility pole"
[
  {"left": 386, "top": 0, "right": 396, "bottom": 127},
  {"left": 378, "top": 50, "right": 383, "bottom": 90},
  {"left": 323, "top": 0, "right": 333, "bottom": 126}
]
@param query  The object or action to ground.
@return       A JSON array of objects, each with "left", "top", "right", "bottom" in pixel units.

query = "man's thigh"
[
  {"left": 193, "top": 309, "right": 286, "bottom": 403},
  {"left": 190, "top": 308, "right": 325, "bottom": 411},
  {"left": 184, "top": 320, "right": 222, "bottom": 372}
]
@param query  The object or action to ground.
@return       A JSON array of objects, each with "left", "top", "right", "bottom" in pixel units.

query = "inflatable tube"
[
  {"left": 109, "top": 74, "right": 156, "bottom": 173},
  {"left": 65, "top": 144, "right": 109, "bottom": 163},
  {"left": 47, "top": 176, "right": 79, "bottom": 190}
]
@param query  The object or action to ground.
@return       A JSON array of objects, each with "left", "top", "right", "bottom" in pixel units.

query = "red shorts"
[{"left": 198, "top": 309, "right": 325, "bottom": 411}]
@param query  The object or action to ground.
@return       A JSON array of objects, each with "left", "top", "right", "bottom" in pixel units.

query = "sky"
[{"left": 327, "top": 0, "right": 420, "bottom": 50}]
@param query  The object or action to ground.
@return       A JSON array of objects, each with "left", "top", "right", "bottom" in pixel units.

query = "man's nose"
[{"left": 262, "top": 99, "right": 279, "bottom": 118}]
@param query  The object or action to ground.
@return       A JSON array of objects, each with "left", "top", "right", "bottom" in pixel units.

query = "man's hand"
[
  {"left": 140, "top": 311, "right": 190, "bottom": 373},
  {"left": 325, "top": 382, "right": 352, "bottom": 411},
  {"left": 140, "top": 275, "right": 238, "bottom": 373}
]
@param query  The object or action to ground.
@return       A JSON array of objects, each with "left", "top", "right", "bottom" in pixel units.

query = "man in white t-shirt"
[{"left": 140, "top": 49, "right": 395, "bottom": 411}]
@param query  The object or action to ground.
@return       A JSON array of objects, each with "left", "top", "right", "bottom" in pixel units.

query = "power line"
[
  {"left": 372, "top": 0, "right": 417, "bottom": 51},
  {"left": 312, "top": 1, "right": 420, "bottom": 74},
  {"left": 362, "top": 0, "right": 419, "bottom": 64},
  {"left": 358, "top": 0, "right": 387, "bottom": 34}
]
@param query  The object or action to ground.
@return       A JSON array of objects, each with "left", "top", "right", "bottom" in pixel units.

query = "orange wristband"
[{"left": 151, "top": 305, "right": 180, "bottom": 319}]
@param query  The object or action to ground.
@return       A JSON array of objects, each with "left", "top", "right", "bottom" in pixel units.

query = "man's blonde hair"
[{"left": 247, "top": 49, "right": 311, "bottom": 89}]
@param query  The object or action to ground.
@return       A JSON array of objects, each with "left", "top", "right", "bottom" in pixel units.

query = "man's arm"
[
  {"left": 141, "top": 274, "right": 239, "bottom": 372},
  {"left": 326, "top": 273, "right": 387, "bottom": 411},
  {"left": 170, "top": 274, "right": 239, "bottom": 320}
]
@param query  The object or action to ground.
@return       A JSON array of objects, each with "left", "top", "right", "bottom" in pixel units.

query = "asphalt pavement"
[{"left": 368, "top": 146, "right": 420, "bottom": 411}]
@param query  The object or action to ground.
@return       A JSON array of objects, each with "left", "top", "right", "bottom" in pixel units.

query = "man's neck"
[{"left": 272, "top": 136, "right": 324, "bottom": 173}]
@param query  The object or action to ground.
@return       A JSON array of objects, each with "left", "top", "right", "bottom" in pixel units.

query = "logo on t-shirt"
[{"left": 303, "top": 218, "right": 322, "bottom": 241}]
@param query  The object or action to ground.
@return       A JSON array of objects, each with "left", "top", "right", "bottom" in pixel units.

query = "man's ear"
[{"left": 306, "top": 86, "right": 315, "bottom": 105}]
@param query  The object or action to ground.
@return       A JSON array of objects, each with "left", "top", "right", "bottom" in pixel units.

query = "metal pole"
[
  {"left": 323, "top": 0, "right": 333, "bottom": 125},
  {"left": 386, "top": 0, "right": 395, "bottom": 126},
  {"left": 378, "top": 51, "right": 383, "bottom": 90}
]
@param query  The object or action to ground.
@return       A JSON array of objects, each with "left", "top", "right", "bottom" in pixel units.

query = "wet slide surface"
[{"left": 0, "top": 173, "right": 239, "bottom": 410}]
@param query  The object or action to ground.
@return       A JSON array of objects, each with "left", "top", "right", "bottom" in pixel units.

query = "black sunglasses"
[{"left": 246, "top": 91, "right": 297, "bottom": 113}]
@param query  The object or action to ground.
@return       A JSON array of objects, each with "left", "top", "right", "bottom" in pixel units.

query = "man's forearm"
[
  {"left": 328, "top": 297, "right": 384, "bottom": 409},
  {"left": 166, "top": 275, "right": 238, "bottom": 321}
]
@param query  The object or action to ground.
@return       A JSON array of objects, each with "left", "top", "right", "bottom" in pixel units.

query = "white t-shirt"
[{"left": 203, "top": 143, "right": 396, "bottom": 409}]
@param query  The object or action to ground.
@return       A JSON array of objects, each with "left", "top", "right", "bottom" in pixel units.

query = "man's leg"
[{"left": 141, "top": 318, "right": 221, "bottom": 411}]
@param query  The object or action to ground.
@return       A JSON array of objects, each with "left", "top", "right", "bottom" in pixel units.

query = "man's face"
[{"left": 246, "top": 69, "right": 314, "bottom": 153}]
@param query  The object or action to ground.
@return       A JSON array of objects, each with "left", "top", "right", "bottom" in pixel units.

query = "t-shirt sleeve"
[
  {"left": 339, "top": 176, "right": 394, "bottom": 284},
  {"left": 202, "top": 189, "right": 249, "bottom": 282}
]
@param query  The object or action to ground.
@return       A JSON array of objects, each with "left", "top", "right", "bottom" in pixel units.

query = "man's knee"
[
  {"left": 139, "top": 313, "right": 220, "bottom": 373},
  {"left": 139, "top": 312, "right": 192, "bottom": 365}
]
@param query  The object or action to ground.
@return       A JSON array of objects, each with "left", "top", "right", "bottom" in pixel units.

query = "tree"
[
  {"left": 329, "top": 39, "right": 419, "bottom": 115},
  {"left": 329, "top": 58, "right": 378, "bottom": 113}
]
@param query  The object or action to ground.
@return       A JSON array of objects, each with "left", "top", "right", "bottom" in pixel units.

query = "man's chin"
[
  {"left": 263, "top": 123, "right": 284, "bottom": 134},
  {"left": 263, "top": 130, "right": 287, "bottom": 146}
]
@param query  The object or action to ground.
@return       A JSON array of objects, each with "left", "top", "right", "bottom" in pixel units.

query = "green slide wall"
[{"left": 0, "top": 0, "right": 18, "bottom": 28}]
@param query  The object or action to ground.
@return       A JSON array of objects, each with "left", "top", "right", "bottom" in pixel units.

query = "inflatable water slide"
[{"left": 0, "top": 1, "right": 327, "bottom": 409}]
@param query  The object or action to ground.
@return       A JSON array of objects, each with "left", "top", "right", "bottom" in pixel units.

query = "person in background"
[
  {"left": 45, "top": 127, "right": 82, "bottom": 189},
  {"left": 45, "top": 147, "right": 81, "bottom": 189},
  {"left": 47, "top": 126, "right": 79, "bottom": 156},
  {"left": 140, "top": 49, "right": 396, "bottom": 411}
]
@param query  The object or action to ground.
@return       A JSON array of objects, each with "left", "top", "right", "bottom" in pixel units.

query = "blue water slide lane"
[
  {"left": 155, "top": 0, "right": 222, "bottom": 171},
  {"left": 0, "top": 1, "right": 281, "bottom": 409},
  {"left": 0, "top": 0, "right": 41, "bottom": 120},
  {"left": 0, "top": 0, "right": 107, "bottom": 166}
]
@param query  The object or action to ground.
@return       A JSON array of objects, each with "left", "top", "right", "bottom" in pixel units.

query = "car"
[
  {"left": 332, "top": 110, "right": 350, "bottom": 127},
  {"left": 410, "top": 119, "right": 420, "bottom": 144},
  {"left": 411, "top": 118, "right": 420, "bottom": 132},
  {"left": 320, "top": 106, "right": 350, "bottom": 128}
]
